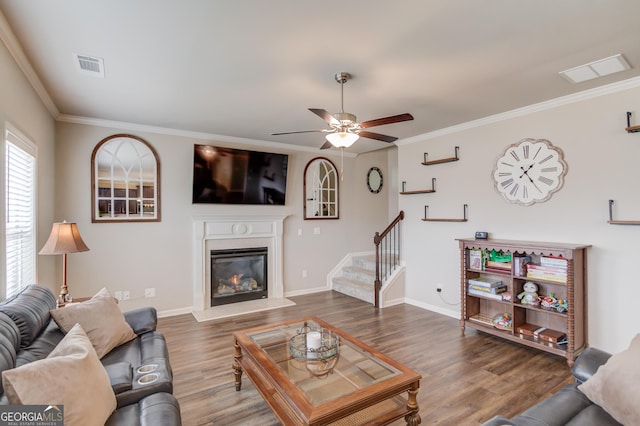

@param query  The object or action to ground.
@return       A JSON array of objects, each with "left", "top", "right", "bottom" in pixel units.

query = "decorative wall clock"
[{"left": 492, "top": 138, "right": 567, "bottom": 206}]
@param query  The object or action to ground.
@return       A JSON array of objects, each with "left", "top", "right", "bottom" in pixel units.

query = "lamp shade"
[
  {"left": 326, "top": 131, "right": 359, "bottom": 148},
  {"left": 39, "top": 221, "right": 89, "bottom": 255}
]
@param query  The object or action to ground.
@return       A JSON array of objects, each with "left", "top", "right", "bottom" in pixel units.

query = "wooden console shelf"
[
  {"left": 422, "top": 146, "right": 460, "bottom": 165},
  {"left": 399, "top": 178, "right": 436, "bottom": 195},
  {"left": 457, "top": 238, "right": 590, "bottom": 367}
]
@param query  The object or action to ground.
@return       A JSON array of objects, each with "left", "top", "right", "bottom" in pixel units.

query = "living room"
[{"left": 1, "top": 2, "right": 640, "bottom": 425}]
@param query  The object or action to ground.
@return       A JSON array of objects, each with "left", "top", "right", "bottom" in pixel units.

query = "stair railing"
[{"left": 373, "top": 210, "right": 404, "bottom": 308}]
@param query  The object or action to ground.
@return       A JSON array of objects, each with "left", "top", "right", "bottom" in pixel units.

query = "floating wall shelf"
[
  {"left": 400, "top": 178, "right": 436, "bottom": 195},
  {"left": 422, "top": 146, "right": 460, "bottom": 166},
  {"left": 607, "top": 199, "right": 640, "bottom": 225},
  {"left": 626, "top": 112, "right": 640, "bottom": 133},
  {"left": 422, "top": 204, "right": 468, "bottom": 222}
]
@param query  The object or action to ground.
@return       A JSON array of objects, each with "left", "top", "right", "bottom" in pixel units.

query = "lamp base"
[{"left": 57, "top": 292, "right": 72, "bottom": 308}]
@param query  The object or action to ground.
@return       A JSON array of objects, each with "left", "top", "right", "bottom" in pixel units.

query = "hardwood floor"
[{"left": 157, "top": 291, "right": 573, "bottom": 425}]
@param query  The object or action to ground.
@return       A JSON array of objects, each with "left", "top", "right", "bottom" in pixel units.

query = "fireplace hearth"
[{"left": 211, "top": 247, "right": 268, "bottom": 306}]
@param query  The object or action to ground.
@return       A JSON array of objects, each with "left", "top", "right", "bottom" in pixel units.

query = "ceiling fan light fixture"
[{"left": 326, "top": 131, "right": 359, "bottom": 148}]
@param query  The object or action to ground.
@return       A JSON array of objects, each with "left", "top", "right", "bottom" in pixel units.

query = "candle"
[{"left": 306, "top": 331, "right": 322, "bottom": 350}]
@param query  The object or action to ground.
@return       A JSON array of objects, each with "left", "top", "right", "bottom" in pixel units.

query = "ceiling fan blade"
[
  {"left": 359, "top": 113, "right": 414, "bottom": 129},
  {"left": 358, "top": 130, "right": 398, "bottom": 143},
  {"left": 320, "top": 141, "right": 333, "bottom": 150},
  {"left": 309, "top": 108, "right": 340, "bottom": 126},
  {"left": 272, "top": 130, "right": 325, "bottom": 136}
]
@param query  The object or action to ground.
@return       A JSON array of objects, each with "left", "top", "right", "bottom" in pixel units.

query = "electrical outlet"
[
  {"left": 114, "top": 291, "right": 123, "bottom": 301},
  {"left": 122, "top": 290, "right": 130, "bottom": 300},
  {"left": 302, "top": 269, "right": 308, "bottom": 278},
  {"left": 313, "top": 227, "right": 320, "bottom": 235},
  {"left": 144, "top": 288, "right": 155, "bottom": 298}
]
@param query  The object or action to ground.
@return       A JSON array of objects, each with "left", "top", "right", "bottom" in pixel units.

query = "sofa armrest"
[
  {"left": 104, "top": 361, "right": 133, "bottom": 394},
  {"left": 572, "top": 347, "right": 612, "bottom": 384},
  {"left": 480, "top": 416, "right": 517, "bottom": 426},
  {"left": 124, "top": 307, "right": 157, "bottom": 335}
]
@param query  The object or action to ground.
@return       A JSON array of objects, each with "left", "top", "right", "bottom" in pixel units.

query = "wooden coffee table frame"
[{"left": 233, "top": 317, "right": 421, "bottom": 425}]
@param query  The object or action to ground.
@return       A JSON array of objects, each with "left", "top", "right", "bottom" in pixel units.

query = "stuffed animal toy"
[{"left": 517, "top": 281, "right": 539, "bottom": 306}]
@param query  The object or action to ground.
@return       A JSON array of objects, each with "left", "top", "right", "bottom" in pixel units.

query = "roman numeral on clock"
[
  {"left": 510, "top": 151, "right": 520, "bottom": 161},
  {"left": 538, "top": 176, "right": 554, "bottom": 186},
  {"left": 523, "top": 145, "right": 529, "bottom": 159},
  {"left": 538, "top": 154, "right": 554, "bottom": 164},
  {"left": 501, "top": 178, "right": 514, "bottom": 188},
  {"left": 509, "top": 183, "right": 520, "bottom": 196}
]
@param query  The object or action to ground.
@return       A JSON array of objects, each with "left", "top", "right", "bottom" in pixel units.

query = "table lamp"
[{"left": 39, "top": 221, "right": 89, "bottom": 306}]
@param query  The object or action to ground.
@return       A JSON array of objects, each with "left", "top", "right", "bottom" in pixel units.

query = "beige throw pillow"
[
  {"left": 578, "top": 333, "right": 640, "bottom": 425},
  {"left": 50, "top": 288, "right": 136, "bottom": 358},
  {"left": 2, "top": 323, "right": 117, "bottom": 426}
]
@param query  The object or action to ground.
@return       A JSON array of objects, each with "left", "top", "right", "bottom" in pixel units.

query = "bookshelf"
[{"left": 457, "top": 238, "right": 590, "bottom": 367}]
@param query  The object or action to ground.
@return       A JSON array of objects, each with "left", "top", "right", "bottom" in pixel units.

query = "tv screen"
[{"left": 192, "top": 145, "right": 288, "bottom": 205}]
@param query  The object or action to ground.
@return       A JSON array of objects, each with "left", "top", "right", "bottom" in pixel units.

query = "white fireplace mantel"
[{"left": 192, "top": 214, "right": 292, "bottom": 320}]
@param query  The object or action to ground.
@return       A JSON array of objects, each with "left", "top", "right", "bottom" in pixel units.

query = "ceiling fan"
[{"left": 272, "top": 72, "right": 414, "bottom": 149}]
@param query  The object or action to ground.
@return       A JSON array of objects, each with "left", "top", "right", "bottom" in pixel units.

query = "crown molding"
[
  {"left": 397, "top": 76, "right": 640, "bottom": 145},
  {"left": 0, "top": 10, "right": 59, "bottom": 118},
  {"left": 56, "top": 114, "right": 358, "bottom": 158}
]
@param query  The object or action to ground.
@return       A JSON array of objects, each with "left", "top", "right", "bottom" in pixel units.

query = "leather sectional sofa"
[
  {"left": 481, "top": 347, "right": 625, "bottom": 425},
  {"left": 0, "top": 285, "right": 181, "bottom": 425}
]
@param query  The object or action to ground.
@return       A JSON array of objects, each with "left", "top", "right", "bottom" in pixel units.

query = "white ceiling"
[{"left": 1, "top": 1, "right": 639, "bottom": 154}]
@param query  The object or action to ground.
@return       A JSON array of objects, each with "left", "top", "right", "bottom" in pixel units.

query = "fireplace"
[
  {"left": 211, "top": 247, "right": 268, "bottom": 306},
  {"left": 192, "top": 214, "right": 294, "bottom": 321}
]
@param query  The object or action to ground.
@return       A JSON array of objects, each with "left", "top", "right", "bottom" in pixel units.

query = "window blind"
[{"left": 4, "top": 129, "right": 36, "bottom": 298}]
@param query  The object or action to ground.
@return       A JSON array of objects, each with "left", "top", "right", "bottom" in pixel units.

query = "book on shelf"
[
  {"left": 467, "top": 288, "right": 504, "bottom": 300},
  {"left": 468, "top": 284, "right": 507, "bottom": 294},
  {"left": 526, "top": 270, "right": 567, "bottom": 283},
  {"left": 485, "top": 260, "right": 512, "bottom": 270},
  {"left": 540, "top": 256, "right": 568, "bottom": 269},
  {"left": 527, "top": 264, "right": 567, "bottom": 275},
  {"left": 469, "top": 249, "right": 484, "bottom": 270},
  {"left": 468, "top": 276, "right": 503, "bottom": 288},
  {"left": 513, "top": 256, "right": 531, "bottom": 277}
]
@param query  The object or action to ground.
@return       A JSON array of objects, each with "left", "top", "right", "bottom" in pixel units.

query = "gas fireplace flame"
[{"left": 229, "top": 273, "right": 244, "bottom": 285}]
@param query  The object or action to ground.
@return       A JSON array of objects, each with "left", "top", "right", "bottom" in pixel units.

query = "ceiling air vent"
[
  {"left": 559, "top": 54, "right": 631, "bottom": 84},
  {"left": 73, "top": 53, "right": 105, "bottom": 78}
]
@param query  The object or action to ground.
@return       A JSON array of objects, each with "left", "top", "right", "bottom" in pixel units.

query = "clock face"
[{"left": 493, "top": 139, "right": 567, "bottom": 206}]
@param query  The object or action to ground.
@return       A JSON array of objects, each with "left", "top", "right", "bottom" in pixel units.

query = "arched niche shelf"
[
  {"left": 303, "top": 157, "right": 339, "bottom": 220},
  {"left": 91, "top": 134, "right": 161, "bottom": 222}
]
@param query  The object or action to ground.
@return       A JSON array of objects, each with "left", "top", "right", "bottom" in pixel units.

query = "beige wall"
[
  {"left": 0, "top": 39, "right": 57, "bottom": 295},
  {"left": 398, "top": 80, "right": 640, "bottom": 353},
  {"left": 54, "top": 121, "right": 391, "bottom": 312}
]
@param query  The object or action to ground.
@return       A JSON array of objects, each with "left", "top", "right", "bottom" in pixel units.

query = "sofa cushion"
[
  {"left": 0, "top": 285, "right": 56, "bottom": 348},
  {"left": 0, "top": 312, "right": 20, "bottom": 393},
  {"left": 50, "top": 288, "right": 136, "bottom": 358},
  {"left": 1, "top": 323, "right": 117, "bottom": 426},
  {"left": 578, "top": 333, "right": 640, "bottom": 425}
]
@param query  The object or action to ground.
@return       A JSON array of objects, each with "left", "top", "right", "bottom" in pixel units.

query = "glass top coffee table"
[{"left": 232, "top": 317, "right": 421, "bottom": 425}]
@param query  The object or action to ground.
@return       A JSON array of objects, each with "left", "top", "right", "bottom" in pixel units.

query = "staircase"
[
  {"left": 332, "top": 211, "right": 405, "bottom": 307},
  {"left": 331, "top": 254, "right": 376, "bottom": 304}
]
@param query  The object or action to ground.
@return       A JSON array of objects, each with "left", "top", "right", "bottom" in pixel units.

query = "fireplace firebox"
[{"left": 211, "top": 247, "right": 268, "bottom": 306}]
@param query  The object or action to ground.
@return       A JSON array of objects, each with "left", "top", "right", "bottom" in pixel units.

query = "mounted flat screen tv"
[{"left": 192, "top": 145, "right": 288, "bottom": 205}]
